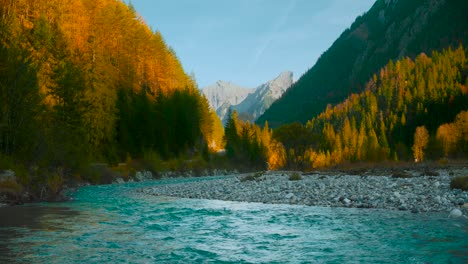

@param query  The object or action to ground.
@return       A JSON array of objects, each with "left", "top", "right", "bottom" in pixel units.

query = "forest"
[
  {"left": 1, "top": 0, "right": 468, "bottom": 204},
  {"left": 258, "top": 0, "right": 468, "bottom": 127},
  {"left": 304, "top": 47, "right": 468, "bottom": 167},
  {"left": 223, "top": 46, "right": 468, "bottom": 170},
  {"left": 0, "top": 0, "right": 223, "bottom": 200}
]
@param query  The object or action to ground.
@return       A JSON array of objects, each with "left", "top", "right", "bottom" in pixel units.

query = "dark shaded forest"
[{"left": 258, "top": 0, "right": 468, "bottom": 127}]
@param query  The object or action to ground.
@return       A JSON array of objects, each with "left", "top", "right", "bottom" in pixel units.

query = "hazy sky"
[{"left": 128, "top": 0, "right": 376, "bottom": 88}]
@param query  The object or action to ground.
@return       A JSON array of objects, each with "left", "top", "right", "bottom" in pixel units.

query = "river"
[{"left": 0, "top": 177, "right": 467, "bottom": 263}]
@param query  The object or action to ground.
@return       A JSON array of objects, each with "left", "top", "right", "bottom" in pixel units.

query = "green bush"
[
  {"left": 110, "top": 165, "right": 136, "bottom": 181},
  {"left": 80, "top": 164, "right": 118, "bottom": 184},
  {"left": 0, "top": 154, "right": 29, "bottom": 185},
  {"left": 0, "top": 177, "right": 23, "bottom": 195},
  {"left": 164, "top": 158, "right": 185, "bottom": 172},
  {"left": 0, "top": 154, "right": 15, "bottom": 170},
  {"left": 142, "top": 150, "right": 164, "bottom": 172},
  {"left": 47, "top": 169, "right": 64, "bottom": 195},
  {"left": 450, "top": 176, "right": 468, "bottom": 191},
  {"left": 289, "top": 172, "right": 302, "bottom": 181},
  {"left": 186, "top": 157, "right": 209, "bottom": 176},
  {"left": 438, "top": 158, "right": 449, "bottom": 165}
]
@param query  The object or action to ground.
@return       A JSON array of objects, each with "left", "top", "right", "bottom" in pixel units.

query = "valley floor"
[{"left": 141, "top": 167, "right": 468, "bottom": 215}]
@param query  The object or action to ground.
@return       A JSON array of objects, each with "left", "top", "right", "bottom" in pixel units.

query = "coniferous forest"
[
  {"left": 0, "top": 0, "right": 224, "bottom": 199},
  {"left": 303, "top": 47, "right": 468, "bottom": 168},
  {"left": 1, "top": 1, "right": 468, "bottom": 262},
  {"left": 258, "top": 0, "right": 468, "bottom": 127},
  {"left": 0, "top": 0, "right": 468, "bottom": 203},
  {"left": 224, "top": 47, "right": 468, "bottom": 170}
]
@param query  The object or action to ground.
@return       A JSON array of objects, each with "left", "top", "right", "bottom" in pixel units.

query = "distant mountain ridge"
[
  {"left": 202, "top": 81, "right": 253, "bottom": 111},
  {"left": 232, "top": 71, "right": 293, "bottom": 122},
  {"left": 257, "top": 0, "right": 468, "bottom": 127},
  {"left": 202, "top": 71, "right": 293, "bottom": 123}
]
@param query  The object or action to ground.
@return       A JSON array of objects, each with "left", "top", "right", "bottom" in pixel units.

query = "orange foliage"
[
  {"left": 2, "top": 0, "right": 201, "bottom": 148},
  {"left": 7, "top": 0, "right": 195, "bottom": 97}
]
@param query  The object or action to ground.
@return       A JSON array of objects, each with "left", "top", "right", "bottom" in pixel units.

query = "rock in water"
[
  {"left": 448, "top": 209, "right": 463, "bottom": 218},
  {"left": 114, "top": 178, "right": 125, "bottom": 184}
]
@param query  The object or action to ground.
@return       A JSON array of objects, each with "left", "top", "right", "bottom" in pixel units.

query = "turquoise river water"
[{"left": 0, "top": 176, "right": 467, "bottom": 263}]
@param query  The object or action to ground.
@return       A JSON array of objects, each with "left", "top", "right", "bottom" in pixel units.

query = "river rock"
[
  {"left": 0, "top": 169, "right": 15, "bottom": 179},
  {"left": 114, "top": 178, "right": 125, "bottom": 184},
  {"left": 135, "top": 171, "right": 153, "bottom": 181},
  {"left": 144, "top": 169, "right": 468, "bottom": 214},
  {"left": 448, "top": 208, "right": 463, "bottom": 218}
]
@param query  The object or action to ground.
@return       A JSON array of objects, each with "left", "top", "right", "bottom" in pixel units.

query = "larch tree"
[
  {"left": 436, "top": 123, "right": 457, "bottom": 157},
  {"left": 412, "top": 126, "right": 429, "bottom": 162}
]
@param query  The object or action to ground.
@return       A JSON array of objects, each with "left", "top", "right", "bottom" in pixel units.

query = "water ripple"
[{"left": 0, "top": 178, "right": 467, "bottom": 263}]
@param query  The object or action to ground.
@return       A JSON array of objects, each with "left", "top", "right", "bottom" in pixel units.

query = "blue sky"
[{"left": 128, "top": 0, "right": 376, "bottom": 88}]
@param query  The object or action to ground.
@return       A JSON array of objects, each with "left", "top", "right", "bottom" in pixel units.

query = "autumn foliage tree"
[
  {"left": 270, "top": 46, "right": 468, "bottom": 169},
  {"left": 436, "top": 111, "right": 468, "bottom": 158},
  {"left": 412, "top": 126, "right": 429, "bottom": 162},
  {"left": 0, "top": 0, "right": 221, "bottom": 171},
  {"left": 436, "top": 123, "right": 457, "bottom": 157},
  {"left": 224, "top": 110, "right": 285, "bottom": 171}
]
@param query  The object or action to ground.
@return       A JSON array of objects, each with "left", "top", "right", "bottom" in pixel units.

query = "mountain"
[
  {"left": 202, "top": 81, "right": 253, "bottom": 121},
  {"left": 203, "top": 71, "right": 293, "bottom": 123},
  {"left": 232, "top": 71, "right": 293, "bottom": 123},
  {"left": 257, "top": 0, "right": 468, "bottom": 128},
  {"left": 202, "top": 81, "right": 253, "bottom": 110}
]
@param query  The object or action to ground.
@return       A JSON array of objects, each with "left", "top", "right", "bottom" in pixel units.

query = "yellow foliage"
[
  {"left": 307, "top": 149, "right": 331, "bottom": 169},
  {"left": 412, "top": 126, "right": 429, "bottom": 162},
  {"left": 5, "top": 0, "right": 198, "bottom": 150},
  {"left": 454, "top": 111, "right": 468, "bottom": 142},
  {"left": 267, "top": 140, "right": 286, "bottom": 170},
  {"left": 436, "top": 123, "right": 457, "bottom": 157}
]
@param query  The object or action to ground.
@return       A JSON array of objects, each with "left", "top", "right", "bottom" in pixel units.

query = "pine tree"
[{"left": 224, "top": 109, "right": 239, "bottom": 160}]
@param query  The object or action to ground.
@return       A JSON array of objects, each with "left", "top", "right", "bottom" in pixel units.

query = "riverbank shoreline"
[
  {"left": 142, "top": 166, "right": 468, "bottom": 215},
  {"left": 2, "top": 163, "right": 467, "bottom": 215},
  {"left": 0, "top": 167, "right": 239, "bottom": 207}
]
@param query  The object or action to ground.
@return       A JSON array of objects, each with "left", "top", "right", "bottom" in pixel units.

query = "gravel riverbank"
[{"left": 141, "top": 168, "right": 468, "bottom": 214}]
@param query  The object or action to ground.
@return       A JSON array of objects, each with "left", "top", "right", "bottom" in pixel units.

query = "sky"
[{"left": 128, "top": 0, "right": 376, "bottom": 88}]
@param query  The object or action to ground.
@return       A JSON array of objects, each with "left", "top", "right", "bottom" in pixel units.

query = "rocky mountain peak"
[{"left": 202, "top": 71, "right": 293, "bottom": 123}]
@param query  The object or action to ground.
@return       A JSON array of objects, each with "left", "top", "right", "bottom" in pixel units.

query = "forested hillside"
[
  {"left": 271, "top": 47, "right": 468, "bottom": 169},
  {"left": 258, "top": 0, "right": 468, "bottom": 127},
  {"left": 0, "top": 0, "right": 222, "bottom": 195}
]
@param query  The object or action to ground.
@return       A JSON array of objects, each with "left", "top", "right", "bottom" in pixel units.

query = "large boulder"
[{"left": 448, "top": 208, "right": 463, "bottom": 218}]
